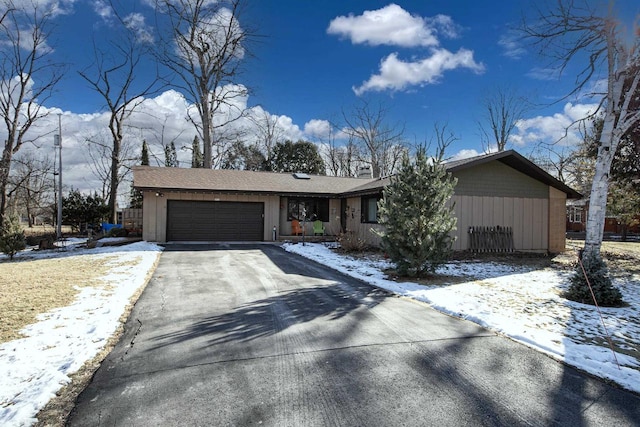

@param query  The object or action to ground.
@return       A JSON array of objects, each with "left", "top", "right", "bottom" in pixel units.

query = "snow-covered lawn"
[
  {"left": 284, "top": 242, "right": 640, "bottom": 395},
  {"left": 0, "top": 240, "right": 163, "bottom": 427}
]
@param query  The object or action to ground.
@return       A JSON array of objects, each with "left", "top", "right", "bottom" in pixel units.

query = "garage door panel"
[{"left": 167, "top": 201, "right": 264, "bottom": 241}]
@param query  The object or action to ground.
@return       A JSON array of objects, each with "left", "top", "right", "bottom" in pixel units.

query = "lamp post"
[{"left": 54, "top": 114, "right": 62, "bottom": 240}]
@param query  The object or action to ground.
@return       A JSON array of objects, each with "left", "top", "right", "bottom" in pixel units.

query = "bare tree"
[
  {"left": 249, "top": 109, "right": 285, "bottom": 168},
  {"left": 78, "top": 1, "right": 162, "bottom": 223},
  {"left": 154, "top": 0, "right": 256, "bottom": 169},
  {"left": 7, "top": 151, "right": 53, "bottom": 226},
  {"left": 427, "top": 122, "right": 458, "bottom": 161},
  {"left": 524, "top": 1, "right": 640, "bottom": 259},
  {"left": 83, "top": 130, "right": 137, "bottom": 201},
  {"left": 341, "top": 99, "right": 406, "bottom": 178},
  {"left": 477, "top": 86, "right": 529, "bottom": 152},
  {"left": 0, "top": 1, "right": 63, "bottom": 226}
]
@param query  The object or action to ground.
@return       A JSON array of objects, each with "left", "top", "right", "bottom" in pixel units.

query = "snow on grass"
[
  {"left": 0, "top": 241, "right": 162, "bottom": 427},
  {"left": 284, "top": 242, "right": 640, "bottom": 394}
]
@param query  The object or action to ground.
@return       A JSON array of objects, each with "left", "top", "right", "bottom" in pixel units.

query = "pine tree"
[
  {"left": 129, "top": 183, "right": 143, "bottom": 209},
  {"left": 565, "top": 251, "right": 623, "bottom": 307},
  {"left": 141, "top": 140, "right": 150, "bottom": 166},
  {"left": 377, "top": 148, "right": 457, "bottom": 277},
  {"left": 164, "top": 142, "right": 178, "bottom": 167},
  {"left": 131, "top": 140, "right": 149, "bottom": 208},
  {"left": 191, "top": 136, "right": 204, "bottom": 168},
  {"left": 0, "top": 214, "right": 26, "bottom": 260}
]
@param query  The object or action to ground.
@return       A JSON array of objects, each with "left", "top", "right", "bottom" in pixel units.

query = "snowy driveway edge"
[{"left": 0, "top": 241, "right": 163, "bottom": 427}]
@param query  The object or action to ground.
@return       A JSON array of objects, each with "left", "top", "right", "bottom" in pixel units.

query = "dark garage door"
[{"left": 167, "top": 200, "right": 264, "bottom": 241}]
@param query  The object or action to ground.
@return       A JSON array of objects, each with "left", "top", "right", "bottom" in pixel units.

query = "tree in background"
[
  {"left": 219, "top": 140, "right": 265, "bottom": 170},
  {"left": 477, "top": 86, "right": 529, "bottom": 152},
  {"left": 0, "top": 2, "right": 64, "bottom": 227},
  {"left": 0, "top": 213, "right": 25, "bottom": 260},
  {"left": 270, "top": 140, "right": 325, "bottom": 174},
  {"left": 164, "top": 142, "right": 178, "bottom": 167},
  {"left": 607, "top": 181, "right": 640, "bottom": 241},
  {"left": 78, "top": 1, "right": 161, "bottom": 224},
  {"left": 322, "top": 130, "right": 360, "bottom": 177},
  {"left": 155, "top": 0, "right": 256, "bottom": 168},
  {"left": 377, "top": 146, "right": 457, "bottom": 277},
  {"left": 7, "top": 153, "right": 54, "bottom": 227},
  {"left": 250, "top": 109, "right": 285, "bottom": 167},
  {"left": 62, "top": 189, "right": 109, "bottom": 232},
  {"left": 587, "top": 120, "right": 640, "bottom": 241},
  {"left": 342, "top": 99, "right": 406, "bottom": 178},
  {"left": 141, "top": 140, "right": 150, "bottom": 166},
  {"left": 524, "top": 1, "right": 639, "bottom": 306},
  {"left": 129, "top": 140, "right": 150, "bottom": 209},
  {"left": 191, "top": 136, "right": 204, "bottom": 168}
]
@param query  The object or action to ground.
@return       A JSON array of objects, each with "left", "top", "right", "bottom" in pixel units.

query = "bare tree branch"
[
  {"left": 0, "top": 1, "right": 64, "bottom": 226},
  {"left": 154, "top": 0, "right": 258, "bottom": 168},
  {"left": 78, "top": 0, "right": 163, "bottom": 223}
]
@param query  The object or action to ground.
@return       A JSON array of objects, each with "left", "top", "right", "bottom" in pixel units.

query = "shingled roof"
[
  {"left": 133, "top": 166, "right": 376, "bottom": 197},
  {"left": 134, "top": 150, "right": 582, "bottom": 199}
]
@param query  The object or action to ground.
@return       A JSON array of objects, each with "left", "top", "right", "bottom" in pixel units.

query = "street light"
[{"left": 54, "top": 114, "right": 62, "bottom": 240}]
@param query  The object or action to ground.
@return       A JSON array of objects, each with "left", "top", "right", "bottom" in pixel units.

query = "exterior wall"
[
  {"left": 454, "top": 161, "right": 549, "bottom": 198},
  {"left": 142, "top": 191, "right": 279, "bottom": 243},
  {"left": 344, "top": 196, "right": 382, "bottom": 247},
  {"left": 278, "top": 197, "right": 342, "bottom": 236},
  {"left": 450, "top": 195, "right": 549, "bottom": 252},
  {"left": 548, "top": 187, "right": 567, "bottom": 253}
]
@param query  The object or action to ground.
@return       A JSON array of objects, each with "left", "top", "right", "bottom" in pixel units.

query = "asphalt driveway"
[{"left": 68, "top": 244, "right": 640, "bottom": 426}]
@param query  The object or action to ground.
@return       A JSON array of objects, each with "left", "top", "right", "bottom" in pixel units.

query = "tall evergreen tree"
[
  {"left": 164, "top": 142, "right": 178, "bottom": 167},
  {"left": 130, "top": 141, "right": 149, "bottom": 208},
  {"left": 377, "top": 147, "right": 457, "bottom": 277},
  {"left": 191, "top": 136, "right": 204, "bottom": 168},
  {"left": 141, "top": 140, "right": 150, "bottom": 166}
]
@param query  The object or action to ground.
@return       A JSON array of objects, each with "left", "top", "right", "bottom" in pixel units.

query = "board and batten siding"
[
  {"left": 141, "top": 191, "right": 279, "bottom": 242},
  {"left": 453, "top": 161, "right": 549, "bottom": 198},
  {"left": 357, "top": 160, "right": 563, "bottom": 252},
  {"left": 450, "top": 195, "right": 549, "bottom": 251},
  {"left": 449, "top": 160, "right": 553, "bottom": 252}
]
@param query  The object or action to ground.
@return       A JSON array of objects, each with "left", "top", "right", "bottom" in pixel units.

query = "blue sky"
[{"left": 9, "top": 0, "right": 640, "bottom": 194}]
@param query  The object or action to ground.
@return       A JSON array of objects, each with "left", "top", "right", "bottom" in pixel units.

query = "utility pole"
[{"left": 54, "top": 114, "right": 62, "bottom": 240}]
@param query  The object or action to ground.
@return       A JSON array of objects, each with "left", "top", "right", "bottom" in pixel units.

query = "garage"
[{"left": 167, "top": 200, "right": 264, "bottom": 241}]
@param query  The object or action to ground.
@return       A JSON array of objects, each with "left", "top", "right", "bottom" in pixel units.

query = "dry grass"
[
  {"left": 562, "top": 239, "right": 640, "bottom": 275},
  {"left": 0, "top": 255, "right": 118, "bottom": 343},
  {"left": 0, "top": 245, "right": 159, "bottom": 427},
  {"left": 33, "top": 272, "right": 154, "bottom": 427}
]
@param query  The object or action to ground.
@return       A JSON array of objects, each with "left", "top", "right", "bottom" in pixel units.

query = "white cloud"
[
  {"left": 526, "top": 67, "right": 561, "bottom": 81},
  {"left": 24, "top": 0, "right": 77, "bottom": 17},
  {"left": 511, "top": 102, "right": 599, "bottom": 147},
  {"left": 304, "top": 119, "right": 332, "bottom": 139},
  {"left": 448, "top": 149, "right": 481, "bottom": 161},
  {"left": 353, "top": 48, "right": 485, "bottom": 95},
  {"left": 92, "top": 0, "right": 113, "bottom": 21},
  {"left": 3, "top": 84, "right": 324, "bottom": 207},
  {"left": 498, "top": 32, "right": 526, "bottom": 59},
  {"left": 123, "top": 13, "right": 154, "bottom": 44},
  {"left": 327, "top": 4, "right": 458, "bottom": 48}
]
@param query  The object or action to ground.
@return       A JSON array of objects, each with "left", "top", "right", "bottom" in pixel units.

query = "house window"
[
  {"left": 568, "top": 206, "right": 583, "bottom": 223},
  {"left": 287, "top": 198, "right": 329, "bottom": 222},
  {"left": 361, "top": 195, "right": 381, "bottom": 223}
]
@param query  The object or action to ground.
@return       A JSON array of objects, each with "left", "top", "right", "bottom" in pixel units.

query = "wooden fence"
[{"left": 468, "top": 225, "right": 514, "bottom": 253}]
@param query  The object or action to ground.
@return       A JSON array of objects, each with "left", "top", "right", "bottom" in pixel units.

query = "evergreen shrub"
[{"left": 564, "top": 251, "right": 624, "bottom": 307}]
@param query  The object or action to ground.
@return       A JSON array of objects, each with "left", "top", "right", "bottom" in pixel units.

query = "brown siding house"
[{"left": 134, "top": 150, "right": 580, "bottom": 253}]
